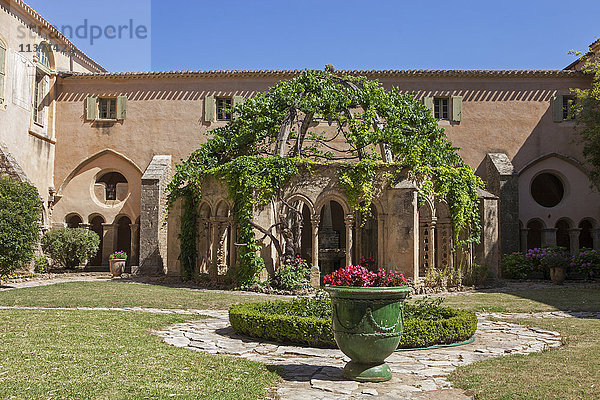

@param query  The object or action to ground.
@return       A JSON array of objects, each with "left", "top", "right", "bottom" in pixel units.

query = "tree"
[
  {"left": 168, "top": 70, "right": 483, "bottom": 286},
  {"left": 572, "top": 54, "right": 600, "bottom": 190},
  {"left": 0, "top": 175, "right": 42, "bottom": 276}
]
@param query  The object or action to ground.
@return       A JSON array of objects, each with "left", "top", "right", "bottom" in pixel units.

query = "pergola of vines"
[{"left": 167, "top": 70, "right": 484, "bottom": 286}]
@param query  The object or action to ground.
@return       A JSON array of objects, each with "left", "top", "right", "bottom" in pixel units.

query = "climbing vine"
[{"left": 167, "top": 70, "right": 484, "bottom": 286}]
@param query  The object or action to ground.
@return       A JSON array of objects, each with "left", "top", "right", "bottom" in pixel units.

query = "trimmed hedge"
[{"left": 229, "top": 300, "right": 477, "bottom": 349}]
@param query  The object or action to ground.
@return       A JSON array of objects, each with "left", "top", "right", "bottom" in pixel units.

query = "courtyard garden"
[{"left": 0, "top": 278, "right": 599, "bottom": 399}]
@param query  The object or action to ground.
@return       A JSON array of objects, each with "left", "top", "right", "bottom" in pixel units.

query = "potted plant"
[
  {"left": 109, "top": 251, "right": 127, "bottom": 277},
  {"left": 323, "top": 265, "right": 410, "bottom": 382},
  {"left": 540, "top": 247, "right": 569, "bottom": 285}
]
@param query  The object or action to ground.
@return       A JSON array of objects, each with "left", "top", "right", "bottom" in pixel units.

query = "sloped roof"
[{"left": 62, "top": 69, "right": 582, "bottom": 80}]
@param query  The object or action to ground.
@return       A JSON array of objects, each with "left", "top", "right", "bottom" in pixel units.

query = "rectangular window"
[
  {"left": 98, "top": 98, "right": 117, "bottom": 120},
  {"left": 562, "top": 96, "right": 575, "bottom": 120},
  {"left": 0, "top": 41, "right": 5, "bottom": 105},
  {"left": 216, "top": 97, "right": 232, "bottom": 121},
  {"left": 433, "top": 97, "right": 449, "bottom": 120}
]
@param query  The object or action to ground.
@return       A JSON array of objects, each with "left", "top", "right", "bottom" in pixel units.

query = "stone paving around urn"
[{"left": 155, "top": 310, "right": 565, "bottom": 400}]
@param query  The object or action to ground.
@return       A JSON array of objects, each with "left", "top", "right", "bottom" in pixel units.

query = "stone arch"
[
  {"left": 65, "top": 213, "right": 83, "bottom": 228},
  {"left": 115, "top": 215, "right": 132, "bottom": 267},
  {"left": 314, "top": 192, "right": 351, "bottom": 216},
  {"left": 526, "top": 218, "right": 545, "bottom": 250},
  {"left": 215, "top": 200, "right": 232, "bottom": 218},
  {"left": 57, "top": 149, "right": 142, "bottom": 197},
  {"left": 283, "top": 194, "right": 314, "bottom": 262},
  {"left": 212, "top": 200, "right": 232, "bottom": 278},
  {"left": 88, "top": 214, "right": 105, "bottom": 266},
  {"left": 418, "top": 199, "right": 435, "bottom": 277},
  {"left": 555, "top": 217, "right": 573, "bottom": 250},
  {"left": 579, "top": 218, "right": 597, "bottom": 249},
  {"left": 518, "top": 153, "right": 590, "bottom": 177},
  {"left": 435, "top": 200, "right": 453, "bottom": 270}
]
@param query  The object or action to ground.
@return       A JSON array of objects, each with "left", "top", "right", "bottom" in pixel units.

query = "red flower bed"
[{"left": 323, "top": 265, "right": 407, "bottom": 287}]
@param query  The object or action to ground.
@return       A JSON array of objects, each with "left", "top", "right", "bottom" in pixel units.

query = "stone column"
[
  {"left": 567, "top": 228, "right": 581, "bottom": 255},
  {"left": 377, "top": 213, "right": 386, "bottom": 269},
  {"left": 78, "top": 223, "right": 91, "bottom": 229},
  {"left": 311, "top": 215, "right": 320, "bottom": 270},
  {"left": 139, "top": 155, "right": 171, "bottom": 275},
  {"left": 101, "top": 223, "right": 115, "bottom": 266},
  {"left": 592, "top": 229, "right": 600, "bottom": 250},
  {"left": 520, "top": 228, "right": 529, "bottom": 252},
  {"left": 344, "top": 214, "right": 354, "bottom": 266},
  {"left": 210, "top": 218, "right": 219, "bottom": 280},
  {"left": 541, "top": 228, "right": 557, "bottom": 248},
  {"left": 428, "top": 217, "right": 437, "bottom": 270},
  {"left": 130, "top": 223, "right": 140, "bottom": 266}
]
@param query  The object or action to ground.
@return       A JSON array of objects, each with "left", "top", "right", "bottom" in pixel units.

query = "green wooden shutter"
[
  {"left": 0, "top": 42, "right": 5, "bottom": 104},
  {"left": 552, "top": 94, "right": 563, "bottom": 122},
  {"left": 233, "top": 95, "right": 244, "bottom": 118},
  {"left": 86, "top": 96, "right": 97, "bottom": 120},
  {"left": 452, "top": 96, "right": 462, "bottom": 122},
  {"left": 423, "top": 96, "right": 433, "bottom": 111},
  {"left": 116, "top": 95, "right": 127, "bottom": 120},
  {"left": 204, "top": 95, "right": 215, "bottom": 122}
]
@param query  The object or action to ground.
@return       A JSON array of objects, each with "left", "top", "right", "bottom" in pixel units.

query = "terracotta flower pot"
[
  {"left": 549, "top": 266, "right": 565, "bottom": 285},
  {"left": 109, "top": 259, "right": 126, "bottom": 277},
  {"left": 324, "top": 285, "right": 411, "bottom": 382}
]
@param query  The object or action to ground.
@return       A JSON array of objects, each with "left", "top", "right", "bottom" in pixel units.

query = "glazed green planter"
[{"left": 324, "top": 285, "right": 411, "bottom": 382}]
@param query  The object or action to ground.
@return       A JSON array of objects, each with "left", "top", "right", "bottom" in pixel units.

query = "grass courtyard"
[{"left": 0, "top": 280, "right": 599, "bottom": 399}]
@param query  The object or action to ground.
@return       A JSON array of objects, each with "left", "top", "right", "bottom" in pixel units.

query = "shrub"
[
  {"left": 41, "top": 228, "right": 100, "bottom": 268},
  {"left": 273, "top": 255, "right": 311, "bottom": 290},
  {"left": 501, "top": 252, "right": 535, "bottom": 279},
  {"left": 229, "top": 295, "right": 477, "bottom": 349},
  {"left": 34, "top": 255, "right": 49, "bottom": 273},
  {"left": 571, "top": 248, "right": 600, "bottom": 278},
  {"left": 0, "top": 175, "right": 42, "bottom": 276}
]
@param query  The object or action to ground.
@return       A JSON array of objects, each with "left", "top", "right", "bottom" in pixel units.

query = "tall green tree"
[
  {"left": 0, "top": 175, "right": 42, "bottom": 276},
  {"left": 573, "top": 54, "right": 600, "bottom": 190}
]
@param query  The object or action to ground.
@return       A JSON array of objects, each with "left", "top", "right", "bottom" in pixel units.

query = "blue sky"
[{"left": 25, "top": 0, "right": 600, "bottom": 72}]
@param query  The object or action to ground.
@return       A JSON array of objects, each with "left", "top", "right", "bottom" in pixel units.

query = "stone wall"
[
  {"left": 0, "top": 142, "right": 31, "bottom": 183},
  {"left": 138, "top": 155, "right": 171, "bottom": 275}
]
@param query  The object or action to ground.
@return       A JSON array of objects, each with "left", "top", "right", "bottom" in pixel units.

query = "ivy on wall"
[{"left": 167, "top": 70, "right": 484, "bottom": 286}]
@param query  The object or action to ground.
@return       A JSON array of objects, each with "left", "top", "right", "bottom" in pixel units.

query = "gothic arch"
[
  {"left": 57, "top": 149, "right": 142, "bottom": 196},
  {"left": 315, "top": 191, "right": 351, "bottom": 216}
]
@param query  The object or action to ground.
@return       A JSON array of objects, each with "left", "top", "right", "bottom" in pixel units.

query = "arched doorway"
[
  {"left": 355, "top": 204, "right": 378, "bottom": 268},
  {"left": 527, "top": 220, "right": 543, "bottom": 250},
  {"left": 318, "top": 200, "right": 346, "bottom": 277},
  {"left": 116, "top": 216, "right": 132, "bottom": 267},
  {"left": 89, "top": 215, "right": 104, "bottom": 266},
  {"left": 579, "top": 219, "right": 594, "bottom": 249},
  {"left": 66, "top": 214, "right": 83, "bottom": 228},
  {"left": 555, "top": 219, "right": 571, "bottom": 250}
]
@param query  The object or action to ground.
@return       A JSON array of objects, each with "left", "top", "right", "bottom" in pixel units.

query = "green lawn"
[
  {"left": 451, "top": 318, "right": 600, "bottom": 400},
  {"left": 0, "top": 281, "right": 287, "bottom": 309},
  {"left": 0, "top": 309, "right": 278, "bottom": 400},
  {"left": 433, "top": 286, "right": 600, "bottom": 313}
]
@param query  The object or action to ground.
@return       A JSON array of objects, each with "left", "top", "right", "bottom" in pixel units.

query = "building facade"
[{"left": 1, "top": 0, "right": 599, "bottom": 278}]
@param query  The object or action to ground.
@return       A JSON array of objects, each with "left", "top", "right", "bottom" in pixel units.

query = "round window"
[
  {"left": 531, "top": 173, "right": 564, "bottom": 207},
  {"left": 95, "top": 172, "right": 128, "bottom": 203}
]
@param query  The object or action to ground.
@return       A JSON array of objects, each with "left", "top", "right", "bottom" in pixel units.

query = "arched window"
[
  {"left": 36, "top": 43, "right": 51, "bottom": 69},
  {"left": 96, "top": 172, "right": 128, "bottom": 201}
]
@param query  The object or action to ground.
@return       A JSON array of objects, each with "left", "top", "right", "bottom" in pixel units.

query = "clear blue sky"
[{"left": 25, "top": 0, "right": 600, "bottom": 72}]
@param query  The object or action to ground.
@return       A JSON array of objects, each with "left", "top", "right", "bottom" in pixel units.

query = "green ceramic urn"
[{"left": 324, "top": 285, "right": 411, "bottom": 382}]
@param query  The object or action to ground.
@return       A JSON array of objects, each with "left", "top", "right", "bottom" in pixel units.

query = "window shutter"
[
  {"left": 86, "top": 96, "right": 97, "bottom": 120},
  {"left": 0, "top": 43, "right": 5, "bottom": 104},
  {"left": 204, "top": 95, "right": 215, "bottom": 122},
  {"left": 451, "top": 96, "right": 462, "bottom": 122},
  {"left": 552, "top": 94, "right": 563, "bottom": 122},
  {"left": 423, "top": 96, "right": 433, "bottom": 111},
  {"left": 116, "top": 95, "right": 127, "bottom": 120},
  {"left": 233, "top": 95, "right": 244, "bottom": 118}
]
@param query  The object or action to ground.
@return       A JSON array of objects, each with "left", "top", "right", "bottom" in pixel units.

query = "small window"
[
  {"left": 434, "top": 97, "right": 449, "bottom": 120},
  {"left": 216, "top": 97, "right": 232, "bottom": 121},
  {"left": 96, "top": 172, "right": 127, "bottom": 201},
  {"left": 0, "top": 39, "right": 6, "bottom": 105},
  {"left": 562, "top": 96, "right": 576, "bottom": 120},
  {"left": 98, "top": 98, "right": 117, "bottom": 120}
]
